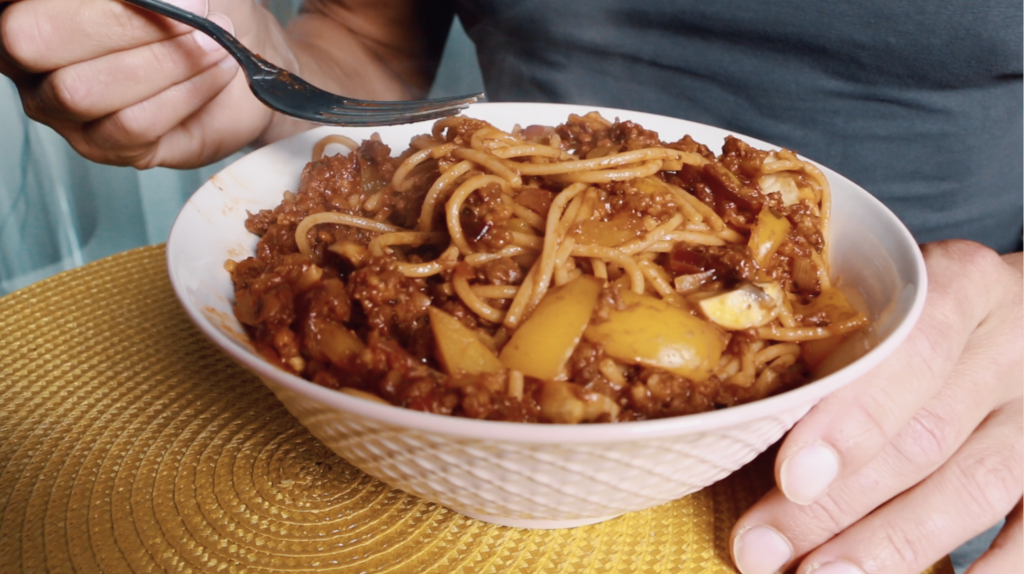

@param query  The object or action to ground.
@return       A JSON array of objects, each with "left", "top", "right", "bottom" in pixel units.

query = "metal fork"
[{"left": 122, "top": 0, "right": 482, "bottom": 126}]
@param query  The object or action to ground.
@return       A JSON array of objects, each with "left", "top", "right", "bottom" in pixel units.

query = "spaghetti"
[{"left": 229, "top": 112, "right": 867, "bottom": 423}]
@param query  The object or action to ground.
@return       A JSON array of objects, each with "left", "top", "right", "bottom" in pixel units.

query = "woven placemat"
[{"left": 0, "top": 245, "right": 952, "bottom": 573}]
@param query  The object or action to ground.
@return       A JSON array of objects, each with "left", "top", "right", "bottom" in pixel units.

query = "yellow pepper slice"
[
  {"left": 749, "top": 205, "right": 791, "bottom": 268},
  {"left": 500, "top": 275, "right": 603, "bottom": 380},
  {"left": 584, "top": 289, "right": 724, "bottom": 382},
  {"left": 429, "top": 307, "right": 505, "bottom": 376}
]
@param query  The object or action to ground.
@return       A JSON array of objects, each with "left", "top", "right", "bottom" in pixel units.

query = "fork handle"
[{"left": 121, "top": 0, "right": 273, "bottom": 78}]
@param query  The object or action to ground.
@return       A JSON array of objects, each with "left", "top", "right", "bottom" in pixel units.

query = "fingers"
[
  {"left": 139, "top": 64, "right": 266, "bottom": 168},
  {"left": 3, "top": 0, "right": 230, "bottom": 134},
  {"left": 0, "top": 1, "right": 33, "bottom": 83},
  {"left": 2, "top": 0, "right": 288, "bottom": 168},
  {"left": 73, "top": 47, "right": 241, "bottom": 167},
  {"left": 733, "top": 400, "right": 1022, "bottom": 574},
  {"left": 72, "top": 21, "right": 274, "bottom": 171},
  {"left": 24, "top": 12, "right": 232, "bottom": 123},
  {"left": 732, "top": 364, "right": 1005, "bottom": 574},
  {"left": 775, "top": 241, "right": 1011, "bottom": 507},
  {"left": 1, "top": 0, "right": 207, "bottom": 74},
  {"left": 967, "top": 499, "right": 1023, "bottom": 573},
  {"left": 731, "top": 241, "right": 1023, "bottom": 574},
  {"left": 795, "top": 400, "right": 1022, "bottom": 574}
]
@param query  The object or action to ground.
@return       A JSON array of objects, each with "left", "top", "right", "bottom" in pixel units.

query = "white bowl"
[{"left": 167, "top": 102, "right": 927, "bottom": 529}]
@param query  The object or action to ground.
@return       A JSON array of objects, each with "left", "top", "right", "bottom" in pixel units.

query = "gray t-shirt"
[{"left": 454, "top": 0, "right": 1023, "bottom": 253}]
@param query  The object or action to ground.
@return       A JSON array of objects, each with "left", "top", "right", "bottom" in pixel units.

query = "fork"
[{"left": 122, "top": 0, "right": 482, "bottom": 126}]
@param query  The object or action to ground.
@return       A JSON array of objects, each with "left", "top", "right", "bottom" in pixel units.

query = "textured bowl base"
[
  {"left": 457, "top": 509, "right": 625, "bottom": 529},
  {"left": 0, "top": 245, "right": 953, "bottom": 573}
]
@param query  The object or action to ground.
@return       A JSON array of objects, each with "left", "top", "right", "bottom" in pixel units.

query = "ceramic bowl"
[{"left": 167, "top": 102, "right": 927, "bottom": 529}]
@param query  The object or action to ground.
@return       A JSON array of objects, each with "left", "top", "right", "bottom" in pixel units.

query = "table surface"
[{"left": 0, "top": 245, "right": 953, "bottom": 573}]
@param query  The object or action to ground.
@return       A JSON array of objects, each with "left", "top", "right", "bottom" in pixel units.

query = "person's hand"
[
  {"left": 0, "top": 0, "right": 454, "bottom": 170},
  {"left": 731, "top": 240, "right": 1023, "bottom": 574},
  {"left": 0, "top": 0, "right": 298, "bottom": 168}
]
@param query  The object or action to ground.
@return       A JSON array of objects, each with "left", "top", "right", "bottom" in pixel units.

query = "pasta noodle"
[{"left": 229, "top": 111, "right": 868, "bottom": 424}]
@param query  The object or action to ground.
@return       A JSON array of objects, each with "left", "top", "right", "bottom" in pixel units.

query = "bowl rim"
[{"left": 166, "top": 101, "right": 928, "bottom": 445}]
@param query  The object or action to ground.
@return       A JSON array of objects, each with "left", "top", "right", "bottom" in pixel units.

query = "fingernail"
[
  {"left": 732, "top": 525, "right": 793, "bottom": 574},
  {"left": 193, "top": 13, "right": 234, "bottom": 54},
  {"left": 165, "top": 0, "right": 208, "bottom": 16},
  {"left": 808, "top": 561, "right": 865, "bottom": 574},
  {"left": 780, "top": 442, "right": 840, "bottom": 505}
]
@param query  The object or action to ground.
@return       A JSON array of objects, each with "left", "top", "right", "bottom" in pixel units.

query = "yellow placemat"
[{"left": 0, "top": 245, "right": 952, "bottom": 573}]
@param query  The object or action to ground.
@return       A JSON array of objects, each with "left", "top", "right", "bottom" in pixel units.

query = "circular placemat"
[{"left": 0, "top": 245, "right": 952, "bottom": 573}]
